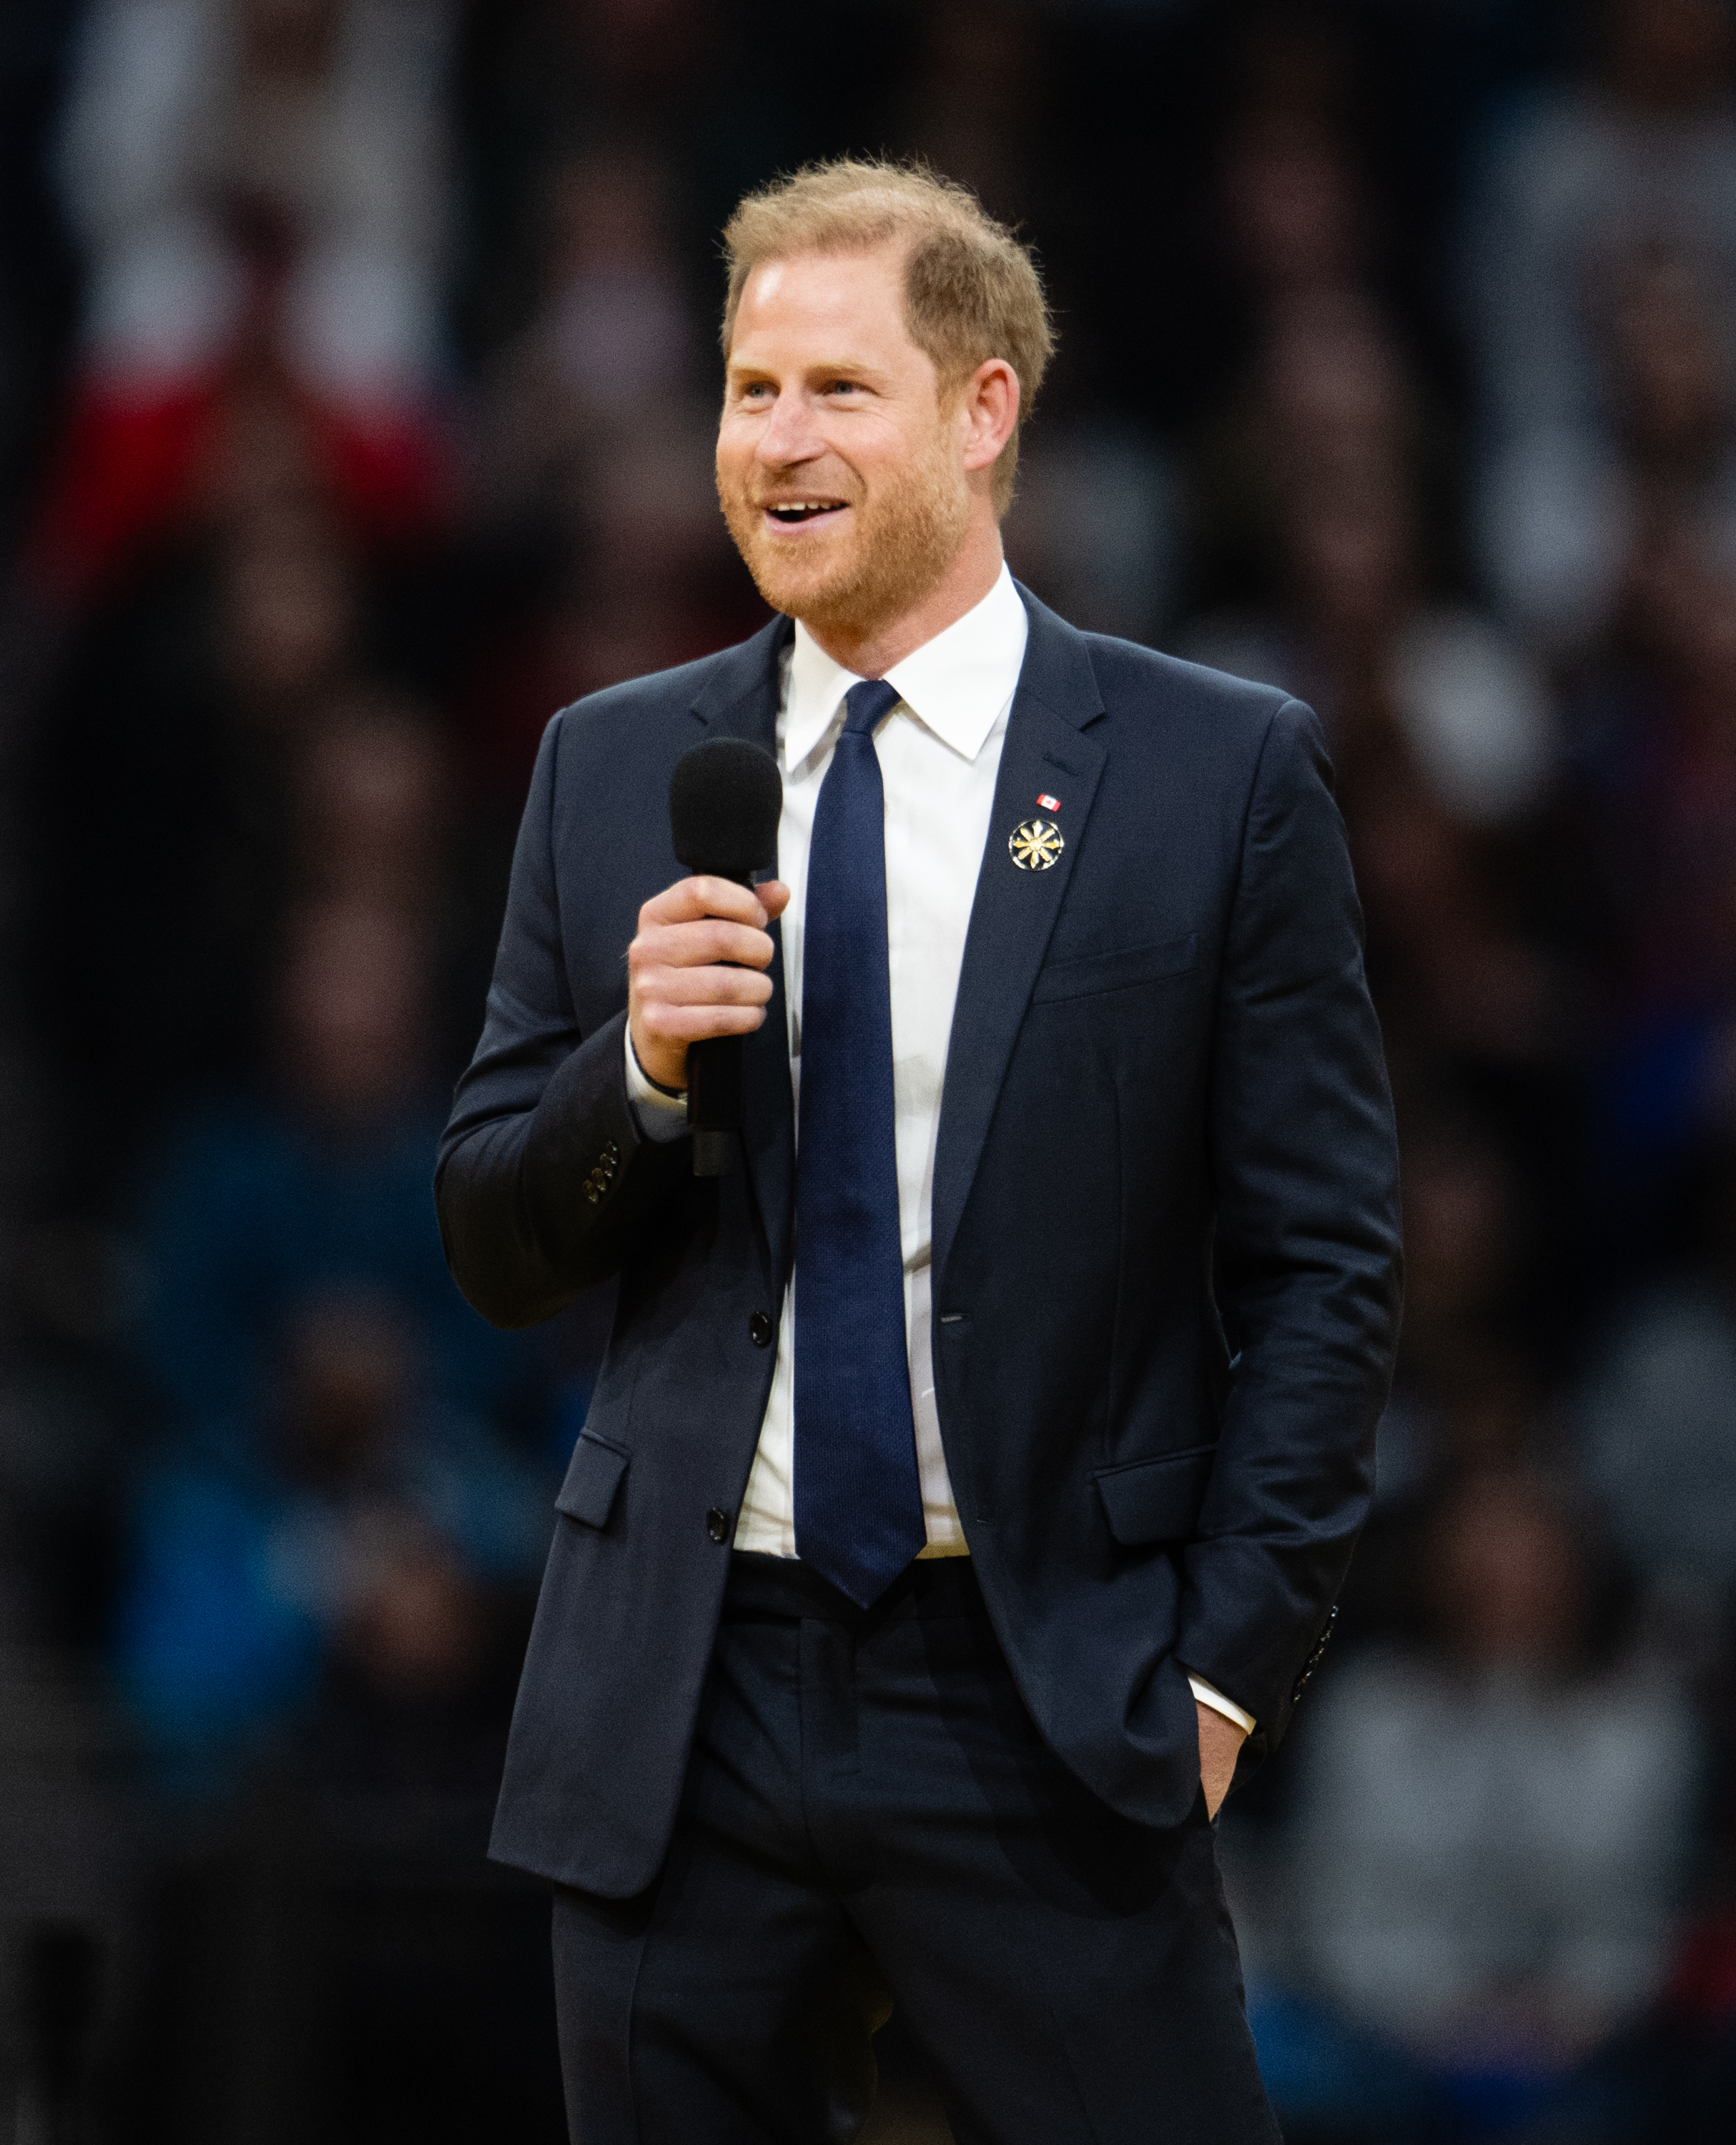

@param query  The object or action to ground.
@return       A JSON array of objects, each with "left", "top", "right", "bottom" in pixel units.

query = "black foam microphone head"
[{"left": 669, "top": 737, "right": 783, "bottom": 879}]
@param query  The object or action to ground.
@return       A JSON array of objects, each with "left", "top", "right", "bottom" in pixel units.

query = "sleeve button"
[
  {"left": 748, "top": 1311, "right": 774, "bottom": 1348},
  {"left": 706, "top": 1506, "right": 732, "bottom": 1544}
]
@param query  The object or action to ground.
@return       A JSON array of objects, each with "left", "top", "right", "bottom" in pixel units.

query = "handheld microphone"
[{"left": 668, "top": 737, "right": 784, "bottom": 1177}]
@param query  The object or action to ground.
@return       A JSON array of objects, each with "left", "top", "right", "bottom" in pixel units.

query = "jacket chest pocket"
[{"left": 1031, "top": 931, "right": 1198, "bottom": 1005}]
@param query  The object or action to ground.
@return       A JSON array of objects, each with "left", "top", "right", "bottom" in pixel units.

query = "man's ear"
[{"left": 959, "top": 358, "right": 1020, "bottom": 475}]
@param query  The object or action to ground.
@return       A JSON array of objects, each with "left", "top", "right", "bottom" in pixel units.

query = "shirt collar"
[{"left": 782, "top": 563, "right": 1029, "bottom": 773}]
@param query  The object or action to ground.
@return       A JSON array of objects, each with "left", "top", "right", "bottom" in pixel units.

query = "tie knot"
[{"left": 841, "top": 679, "right": 901, "bottom": 738}]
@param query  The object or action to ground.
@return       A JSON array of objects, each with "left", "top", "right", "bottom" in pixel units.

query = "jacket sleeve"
[
  {"left": 434, "top": 714, "right": 689, "bottom": 1328},
  {"left": 1177, "top": 696, "right": 1403, "bottom": 1755}
]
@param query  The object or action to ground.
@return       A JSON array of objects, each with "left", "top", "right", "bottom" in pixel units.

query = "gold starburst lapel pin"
[{"left": 1008, "top": 818, "right": 1064, "bottom": 871}]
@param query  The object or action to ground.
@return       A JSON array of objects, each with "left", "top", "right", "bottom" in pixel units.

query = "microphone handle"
[
  {"left": 687, "top": 1036, "right": 742, "bottom": 1178},
  {"left": 685, "top": 865, "right": 758, "bottom": 1179}
]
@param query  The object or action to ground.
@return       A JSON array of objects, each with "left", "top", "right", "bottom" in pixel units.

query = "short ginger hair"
[{"left": 721, "top": 158, "right": 1055, "bottom": 517}]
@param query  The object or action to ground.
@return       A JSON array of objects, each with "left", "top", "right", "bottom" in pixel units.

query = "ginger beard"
[{"left": 716, "top": 383, "right": 974, "bottom": 638}]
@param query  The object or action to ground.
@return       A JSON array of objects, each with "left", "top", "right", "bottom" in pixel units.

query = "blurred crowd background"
[{"left": 3, "top": 1, "right": 1736, "bottom": 2139}]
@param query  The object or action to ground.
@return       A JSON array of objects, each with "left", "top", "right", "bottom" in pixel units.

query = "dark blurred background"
[{"left": 3, "top": 1, "right": 1736, "bottom": 2140}]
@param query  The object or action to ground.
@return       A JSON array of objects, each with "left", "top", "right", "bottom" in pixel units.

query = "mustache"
[
  {"left": 719, "top": 465, "right": 858, "bottom": 507},
  {"left": 739, "top": 488, "right": 858, "bottom": 511}
]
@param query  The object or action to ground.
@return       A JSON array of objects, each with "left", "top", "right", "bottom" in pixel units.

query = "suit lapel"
[
  {"left": 931, "top": 588, "right": 1106, "bottom": 1290},
  {"left": 689, "top": 614, "right": 798, "bottom": 1283}
]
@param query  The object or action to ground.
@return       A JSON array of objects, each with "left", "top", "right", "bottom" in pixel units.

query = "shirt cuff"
[
  {"left": 1188, "top": 1676, "right": 1256, "bottom": 1737},
  {"left": 623, "top": 1025, "right": 690, "bottom": 1143}
]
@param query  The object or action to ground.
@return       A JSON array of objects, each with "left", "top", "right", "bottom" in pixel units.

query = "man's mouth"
[{"left": 762, "top": 499, "right": 848, "bottom": 528}]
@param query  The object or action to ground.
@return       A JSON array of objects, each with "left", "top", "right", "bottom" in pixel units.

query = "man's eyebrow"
[
  {"left": 804, "top": 358, "right": 889, "bottom": 384},
  {"left": 725, "top": 355, "right": 888, "bottom": 386}
]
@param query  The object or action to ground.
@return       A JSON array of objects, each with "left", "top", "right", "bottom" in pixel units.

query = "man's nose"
[{"left": 756, "top": 390, "right": 823, "bottom": 466}]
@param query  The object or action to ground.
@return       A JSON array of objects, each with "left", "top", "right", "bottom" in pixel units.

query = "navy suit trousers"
[{"left": 551, "top": 1555, "right": 1281, "bottom": 2144}]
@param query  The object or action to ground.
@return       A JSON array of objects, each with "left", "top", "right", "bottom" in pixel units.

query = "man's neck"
[{"left": 799, "top": 522, "right": 1005, "bottom": 680}]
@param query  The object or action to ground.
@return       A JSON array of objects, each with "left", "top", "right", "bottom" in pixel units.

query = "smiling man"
[{"left": 437, "top": 160, "right": 1402, "bottom": 2144}]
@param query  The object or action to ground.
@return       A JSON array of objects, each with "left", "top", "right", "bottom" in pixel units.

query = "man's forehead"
[
  {"left": 731, "top": 242, "right": 913, "bottom": 352},
  {"left": 746, "top": 239, "right": 905, "bottom": 293}
]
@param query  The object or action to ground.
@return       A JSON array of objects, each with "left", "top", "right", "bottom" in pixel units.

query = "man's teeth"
[{"left": 769, "top": 501, "right": 842, "bottom": 521}]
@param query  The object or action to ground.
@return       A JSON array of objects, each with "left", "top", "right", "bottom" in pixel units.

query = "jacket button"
[
  {"left": 748, "top": 1311, "right": 774, "bottom": 1348},
  {"left": 706, "top": 1506, "right": 731, "bottom": 1544}
]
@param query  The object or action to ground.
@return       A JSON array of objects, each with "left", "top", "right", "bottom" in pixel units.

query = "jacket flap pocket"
[
  {"left": 1032, "top": 932, "right": 1198, "bottom": 1004},
  {"left": 555, "top": 1429, "right": 630, "bottom": 1529},
  {"left": 1093, "top": 1442, "right": 1218, "bottom": 1545}
]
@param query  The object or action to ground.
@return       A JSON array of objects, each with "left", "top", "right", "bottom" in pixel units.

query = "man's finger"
[
  {"left": 630, "top": 919, "right": 776, "bottom": 972},
  {"left": 638, "top": 1001, "right": 770, "bottom": 1044},
  {"left": 643, "top": 965, "right": 775, "bottom": 1009},
  {"left": 637, "top": 875, "right": 771, "bottom": 930}
]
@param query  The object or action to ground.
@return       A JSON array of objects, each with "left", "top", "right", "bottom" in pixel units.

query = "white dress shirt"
[{"left": 625, "top": 563, "right": 1255, "bottom": 1735}]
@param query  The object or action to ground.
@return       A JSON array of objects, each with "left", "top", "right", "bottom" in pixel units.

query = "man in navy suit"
[{"left": 437, "top": 159, "right": 1401, "bottom": 2144}]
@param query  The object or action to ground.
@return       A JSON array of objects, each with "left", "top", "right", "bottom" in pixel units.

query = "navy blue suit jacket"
[{"left": 435, "top": 586, "right": 1402, "bottom": 1896}]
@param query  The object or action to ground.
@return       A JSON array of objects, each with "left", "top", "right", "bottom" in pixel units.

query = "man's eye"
[{"left": 824, "top": 380, "right": 861, "bottom": 395}]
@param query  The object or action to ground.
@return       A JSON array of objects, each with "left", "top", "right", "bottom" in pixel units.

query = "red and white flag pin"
[{"left": 1037, "top": 792, "right": 1060, "bottom": 813}]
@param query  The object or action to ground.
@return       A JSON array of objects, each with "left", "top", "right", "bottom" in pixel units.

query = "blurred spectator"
[
  {"left": 1559, "top": 527, "right": 1736, "bottom": 1256},
  {"left": 460, "top": 413, "right": 761, "bottom": 791},
  {"left": 1579, "top": 1138, "right": 1736, "bottom": 1613},
  {"left": 214, "top": 495, "right": 363, "bottom": 728},
  {"left": 1467, "top": 0, "right": 1736, "bottom": 438},
  {"left": 479, "top": 0, "right": 714, "bottom": 143},
  {"left": 883, "top": 0, "right": 1047, "bottom": 227},
  {"left": 1220, "top": 61, "right": 1371, "bottom": 330},
  {"left": 1349, "top": 752, "right": 1572, "bottom": 1075},
  {"left": 34, "top": 0, "right": 458, "bottom": 598},
  {"left": 454, "top": 0, "right": 722, "bottom": 368},
  {"left": 1266, "top": 1468, "right": 1696, "bottom": 2136},
  {"left": 291, "top": 691, "right": 508, "bottom": 1071},
  {"left": 1002, "top": 418, "right": 1178, "bottom": 646},
  {"left": 1391, "top": 1111, "right": 1530, "bottom": 1390},
  {"left": 1187, "top": 302, "right": 1554, "bottom": 830},
  {"left": 134, "top": 899, "right": 517, "bottom": 1445},
  {"left": 1195, "top": 292, "right": 1425, "bottom": 581},
  {"left": 883, "top": 6, "right": 1175, "bottom": 642},
  {"left": 1348, "top": 1112, "right": 1549, "bottom": 1631},
  {"left": 470, "top": 142, "right": 696, "bottom": 522},
  {"left": 293, "top": 694, "right": 451, "bottom": 910},
  {"left": 1567, "top": 533, "right": 1736, "bottom": 1023},
  {"left": 1466, "top": 0, "right": 1736, "bottom": 645},
  {"left": 454, "top": 124, "right": 765, "bottom": 792},
  {"left": 116, "top": 1284, "right": 545, "bottom": 1785},
  {"left": 22, "top": 493, "right": 378, "bottom": 1174},
  {"left": 1204, "top": 6, "right": 1448, "bottom": 390}
]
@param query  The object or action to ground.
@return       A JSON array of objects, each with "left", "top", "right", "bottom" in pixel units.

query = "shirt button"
[
  {"left": 706, "top": 1506, "right": 731, "bottom": 1544},
  {"left": 748, "top": 1311, "right": 774, "bottom": 1348}
]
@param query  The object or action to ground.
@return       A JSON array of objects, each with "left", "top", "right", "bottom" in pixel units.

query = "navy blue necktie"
[{"left": 794, "top": 678, "right": 925, "bottom": 1608}]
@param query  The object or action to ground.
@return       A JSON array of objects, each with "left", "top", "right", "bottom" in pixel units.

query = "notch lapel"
[
  {"left": 689, "top": 615, "right": 798, "bottom": 1283},
  {"left": 931, "top": 590, "right": 1106, "bottom": 1289}
]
